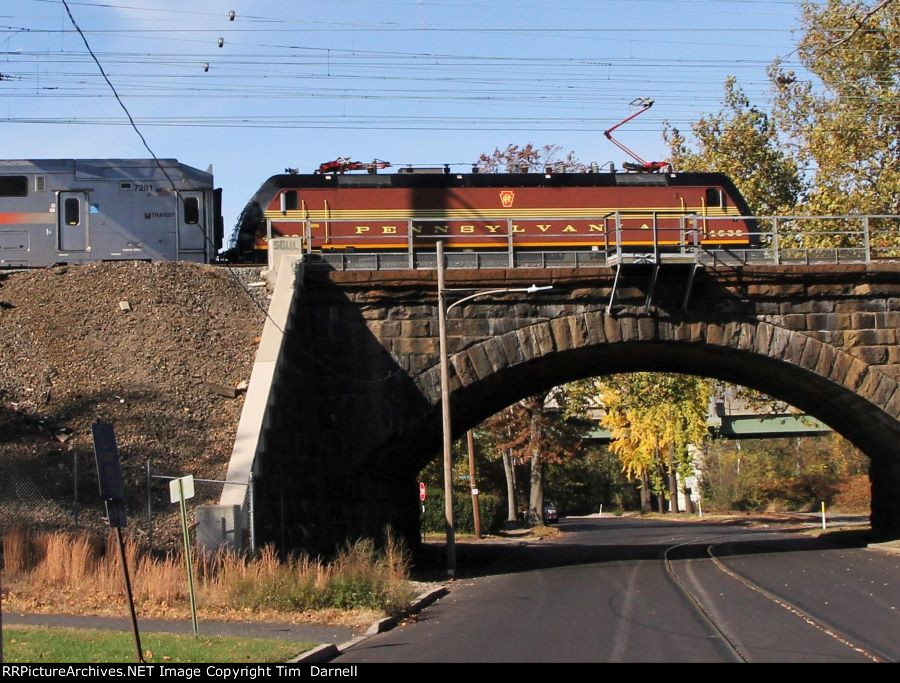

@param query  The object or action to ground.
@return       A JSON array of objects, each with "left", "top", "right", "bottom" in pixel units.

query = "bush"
[
  {"left": 220, "top": 537, "right": 412, "bottom": 614},
  {"left": 421, "top": 491, "right": 504, "bottom": 534}
]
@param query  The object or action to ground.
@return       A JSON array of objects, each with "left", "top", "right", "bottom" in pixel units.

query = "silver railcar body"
[{"left": 0, "top": 159, "right": 221, "bottom": 266}]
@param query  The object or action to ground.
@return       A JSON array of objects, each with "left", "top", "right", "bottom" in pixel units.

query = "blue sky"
[{"left": 3, "top": 0, "right": 815, "bottom": 238}]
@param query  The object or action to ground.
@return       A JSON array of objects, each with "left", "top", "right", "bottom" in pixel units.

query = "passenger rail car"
[
  {"left": 0, "top": 159, "right": 222, "bottom": 267},
  {"left": 231, "top": 170, "right": 755, "bottom": 260}
]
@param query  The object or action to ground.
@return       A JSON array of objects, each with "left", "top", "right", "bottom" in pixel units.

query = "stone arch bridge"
[{"left": 240, "top": 263, "right": 900, "bottom": 554}]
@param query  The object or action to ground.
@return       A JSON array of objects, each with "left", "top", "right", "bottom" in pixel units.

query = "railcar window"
[
  {"left": 0, "top": 176, "right": 28, "bottom": 197},
  {"left": 64, "top": 198, "right": 80, "bottom": 226},
  {"left": 184, "top": 197, "right": 200, "bottom": 224},
  {"left": 706, "top": 188, "right": 724, "bottom": 208},
  {"left": 281, "top": 190, "right": 299, "bottom": 211}
]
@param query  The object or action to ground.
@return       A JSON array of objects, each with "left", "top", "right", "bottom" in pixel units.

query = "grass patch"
[
  {"left": 2, "top": 625, "right": 311, "bottom": 663},
  {"left": 802, "top": 526, "right": 876, "bottom": 545}
]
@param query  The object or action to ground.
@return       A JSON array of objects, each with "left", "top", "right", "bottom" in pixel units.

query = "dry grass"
[
  {"left": 527, "top": 524, "right": 562, "bottom": 539},
  {"left": 1, "top": 527, "right": 30, "bottom": 576},
  {"left": 2, "top": 528, "right": 413, "bottom": 621}
]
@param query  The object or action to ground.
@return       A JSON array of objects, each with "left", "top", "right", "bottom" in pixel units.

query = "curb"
[
  {"left": 336, "top": 635, "right": 369, "bottom": 652},
  {"left": 288, "top": 643, "right": 339, "bottom": 664},
  {"left": 867, "top": 540, "right": 900, "bottom": 555},
  {"left": 364, "top": 586, "right": 449, "bottom": 635},
  {"left": 292, "top": 585, "right": 449, "bottom": 663}
]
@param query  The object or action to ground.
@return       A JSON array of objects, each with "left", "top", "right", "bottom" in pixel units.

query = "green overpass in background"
[{"left": 586, "top": 414, "right": 832, "bottom": 443}]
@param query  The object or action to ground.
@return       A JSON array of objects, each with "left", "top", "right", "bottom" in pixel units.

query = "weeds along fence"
[
  {"left": 0, "top": 454, "right": 254, "bottom": 555},
  {"left": 1, "top": 528, "right": 413, "bottom": 616},
  {"left": 146, "top": 466, "right": 255, "bottom": 554}
]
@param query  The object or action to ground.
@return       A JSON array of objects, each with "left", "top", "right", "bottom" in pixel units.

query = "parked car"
[{"left": 543, "top": 500, "right": 559, "bottom": 524}]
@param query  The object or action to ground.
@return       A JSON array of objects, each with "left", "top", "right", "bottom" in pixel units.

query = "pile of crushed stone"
[{"left": 0, "top": 261, "right": 267, "bottom": 543}]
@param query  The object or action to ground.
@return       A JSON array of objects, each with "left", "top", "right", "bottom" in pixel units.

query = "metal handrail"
[{"left": 261, "top": 213, "right": 899, "bottom": 270}]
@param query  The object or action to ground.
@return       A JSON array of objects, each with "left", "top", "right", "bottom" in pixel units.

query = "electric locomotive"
[{"left": 230, "top": 164, "right": 755, "bottom": 261}]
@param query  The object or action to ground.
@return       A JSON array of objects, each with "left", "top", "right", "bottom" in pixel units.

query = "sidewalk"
[
  {"left": 3, "top": 612, "right": 359, "bottom": 645},
  {"left": 3, "top": 585, "right": 450, "bottom": 663}
]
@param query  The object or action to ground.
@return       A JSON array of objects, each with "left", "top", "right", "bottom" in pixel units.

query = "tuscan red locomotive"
[{"left": 230, "top": 165, "right": 755, "bottom": 261}]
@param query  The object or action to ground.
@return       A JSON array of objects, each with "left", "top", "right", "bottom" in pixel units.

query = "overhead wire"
[
  {"left": 55, "top": 0, "right": 406, "bottom": 386},
  {"left": 15, "top": 1, "right": 894, "bottom": 386}
]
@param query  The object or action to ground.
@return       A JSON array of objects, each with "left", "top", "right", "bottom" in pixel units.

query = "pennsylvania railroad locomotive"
[{"left": 229, "top": 166, "right": 756, "bottom": 262}]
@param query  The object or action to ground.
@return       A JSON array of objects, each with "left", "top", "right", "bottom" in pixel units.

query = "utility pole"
[{"left": 467, "top": 429, "right": 482, "bottom": 539}]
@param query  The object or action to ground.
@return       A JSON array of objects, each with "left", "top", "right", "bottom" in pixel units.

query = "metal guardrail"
[{"left": 265, "top": 213, "right": 899, "bottom": 271}]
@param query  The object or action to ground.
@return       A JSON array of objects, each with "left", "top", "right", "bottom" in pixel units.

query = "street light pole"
[
  {"left": 435, "top": 239, "right": 552, "bottom": 578},
  {"left": 436, "top": 240, "right": 456, "bottom": 578}
]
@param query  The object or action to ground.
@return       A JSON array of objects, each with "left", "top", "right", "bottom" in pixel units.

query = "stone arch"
[
  {"left": 419, "top": 314, "right": 897, "bottom": 425},
  {"left": 400, "top": 312, "right": 899, "bottom": 534}
]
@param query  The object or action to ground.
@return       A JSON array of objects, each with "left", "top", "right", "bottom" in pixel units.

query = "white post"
[{"left": 178, "top": 480, "right": 199, "bottom": 636}]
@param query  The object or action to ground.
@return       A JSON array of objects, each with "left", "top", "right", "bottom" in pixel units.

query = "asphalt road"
[{"left": 336, "top": 517, "right": 899, "bottom": 663}]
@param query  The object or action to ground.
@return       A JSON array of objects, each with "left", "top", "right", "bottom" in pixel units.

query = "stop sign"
[{"left": 419, "top": 482, "right": 427, "bottom": 502}]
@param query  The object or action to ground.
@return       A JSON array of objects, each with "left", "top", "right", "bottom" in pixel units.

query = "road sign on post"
[
  {"left": 169, "top": 475, "right": 196, "bottom": 503},
  {"left": 419, "top": 482, "right": 427, "bottom": 502},
  {"left": 170, "top": 475, "right": 199, "bottom": 636},
  {"left": 92, "top": 421, "right": 126, "bottom": 527},
  {"left": 90, "top": 421, "right": 143, "bottom": 663}
]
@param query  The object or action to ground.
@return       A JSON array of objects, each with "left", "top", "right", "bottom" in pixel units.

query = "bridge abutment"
[{"left": 248, "top": 263, "right": 900, "bottom": 552}]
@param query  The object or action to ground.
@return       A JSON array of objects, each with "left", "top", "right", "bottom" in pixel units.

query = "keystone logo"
[{"left": 499, "top": 191, "right": 515, "bottom": 208}]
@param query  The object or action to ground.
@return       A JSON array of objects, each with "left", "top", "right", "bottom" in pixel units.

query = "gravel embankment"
[{"left": 0, "top": 261, "right": 267, "bottom": 541}]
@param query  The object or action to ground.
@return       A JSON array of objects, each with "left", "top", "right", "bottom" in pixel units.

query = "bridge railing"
[
  {"left": 280, "top": 213, "right": 898, "bottom": 271},
  {"left": 692, "top": 214, "right": 900, "bottom": 267}
]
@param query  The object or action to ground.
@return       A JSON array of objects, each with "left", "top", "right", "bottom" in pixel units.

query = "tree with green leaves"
[
  {"left": 667, "top": 0, "right": 898, "bottom": 249},
  {"left": 663, "top": 76, "right": 803, "bottom": 215},
  {"left": 702, "top": 433, "right": 869, "bottom": 512},
  {"left": 769, "top": 0, "right": 899, "bottom": 217},
  {"left": 482, "top": 389, "right": 585, "bottom": 525}
]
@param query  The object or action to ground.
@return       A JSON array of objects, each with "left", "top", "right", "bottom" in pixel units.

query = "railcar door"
[
  {"left": 177, "top": 191, "right": 207, "bottom": 260},
  {"left": 58, "top": 191, "right": 89, "bottom": 251}
]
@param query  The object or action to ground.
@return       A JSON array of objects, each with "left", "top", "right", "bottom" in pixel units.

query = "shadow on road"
[{"left": 411, "top": 516, "right": 876, "bottom": 581}]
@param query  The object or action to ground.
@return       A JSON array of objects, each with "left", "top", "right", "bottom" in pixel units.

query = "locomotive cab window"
[
  {"left": 0, "top": 175, "right": 28, "bottom": 197},
  {"left": 280, "top": 190, "right": 298, "bottom": 212},
  {"left": 64, "top": 197, "right": 81, "bottom": 226},
  {"left": 183, "top": 196, "right": 200, "bottom": 225},
  {"left": 706, "top": 188, "right": 725, "bottom": 208}
]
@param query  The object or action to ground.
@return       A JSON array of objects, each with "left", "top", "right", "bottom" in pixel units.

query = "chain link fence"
[
  {"left": 0, "top": 449, "right": 106, "bottom": 538},
  {"left": 0, "top": 454, "right": 254, "bottom": 554},
  {"left": 145, "top": 464, "right": 255, "bottom": 554}
]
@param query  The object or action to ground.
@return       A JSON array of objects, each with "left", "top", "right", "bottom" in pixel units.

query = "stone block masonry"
[{"left": 248, "top": 264, "right": 900, "bottom": 554}]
